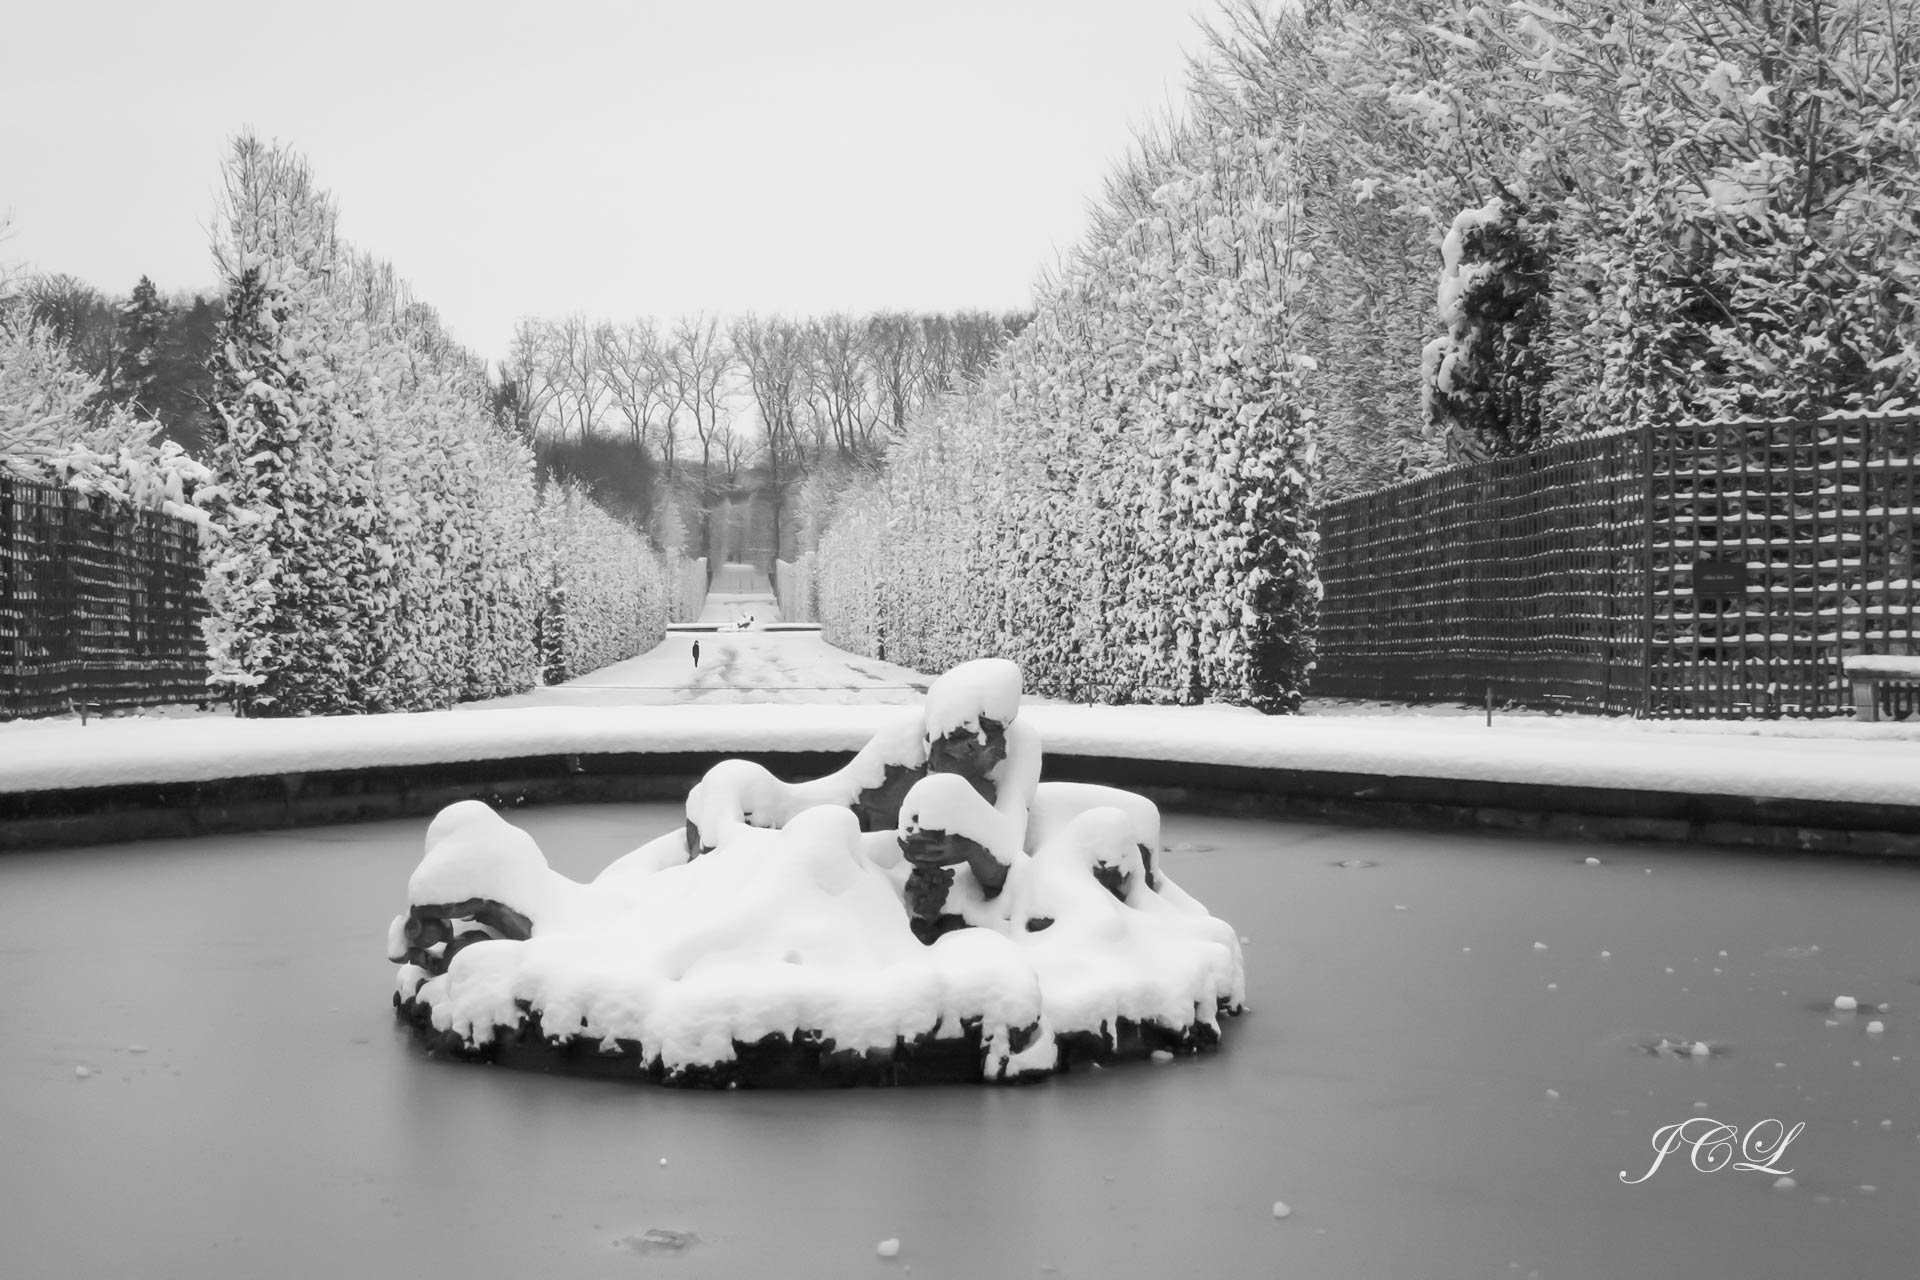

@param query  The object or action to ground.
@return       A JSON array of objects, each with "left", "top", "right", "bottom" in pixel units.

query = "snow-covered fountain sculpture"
[{"left": 388, "top": 659, "right": 1245, "bottom": 1086}]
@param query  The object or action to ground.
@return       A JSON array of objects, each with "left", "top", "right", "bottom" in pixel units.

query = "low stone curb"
[{"left": 4, "top": 748, "right": 1920, "bottom": 857}]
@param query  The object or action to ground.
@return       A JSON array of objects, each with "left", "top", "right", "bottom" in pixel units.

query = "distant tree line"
[
  {"left": 9, "top": 272, "right": 220, "bottom": 458},
  {"left": 498, "top": 309, "right": 1029, "bottom": 559}
]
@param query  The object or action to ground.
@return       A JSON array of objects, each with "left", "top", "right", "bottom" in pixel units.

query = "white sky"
[{"left": 0, "top": 0, "right": 1216, "bottom": 363}]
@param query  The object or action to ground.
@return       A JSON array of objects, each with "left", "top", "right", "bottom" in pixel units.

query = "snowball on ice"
[{"left": 388, "top": 660, "right": 1245, "bottom": 1086}]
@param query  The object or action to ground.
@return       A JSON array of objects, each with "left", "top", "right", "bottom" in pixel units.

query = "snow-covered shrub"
[
  {"left": 1423, "top": 191, "right": 1556, "bottom": 458},
  {"left": 774, "top": 556, "right": 814, "bottom": 623},
  {"left": 816, "top": 495, "right": 890, "bottom": 660},
  {"left": 674, "top": 555, "right": 707, "bottom": 625},
  {"left": 0, "top": 311, "right": 214, "bottom": 519}
]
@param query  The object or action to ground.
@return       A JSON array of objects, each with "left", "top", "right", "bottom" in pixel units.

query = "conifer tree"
[{"left": 117, "top": 275, "right": 168, "bottom": 421}]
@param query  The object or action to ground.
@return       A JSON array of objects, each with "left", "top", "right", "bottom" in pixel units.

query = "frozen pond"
[{"left": 3, "top": 804, "right": 1918, "bottom": 1278}]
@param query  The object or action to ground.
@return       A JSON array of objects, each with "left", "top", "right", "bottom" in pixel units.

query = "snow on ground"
[
  {"left": 695, "top": 561, "right": 780, "bottom": 626},
  {"left": 1301, "top": 697, "right": 1920, "bottom": 742},
  {"left": 7, "top": 662, "right": 1920, "bottom": 806},
  {"left": 461, "top": 631, "right": 930, "bottom": 710},
  {"left": 459, "top": 560, "right": 929, "bottom": 710},
  {"left": 7, "top": 564, "right": 1920, "bottom": 805}
]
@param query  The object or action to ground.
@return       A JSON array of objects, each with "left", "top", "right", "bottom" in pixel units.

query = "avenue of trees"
[
  {"left": 199, "top": 135, "right": 676, "bottom": 713},
  {"left": 804, "top": 0, "right": 1920, "bottom": 711},
  {"left": 495, "top": 307, "right": 1028, "bottom": 560},
  {"left": 10, "top": 0, "right": 1918, "bottom": 718}
]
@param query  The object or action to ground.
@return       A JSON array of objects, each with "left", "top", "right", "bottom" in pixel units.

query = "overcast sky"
[{"left": 1, "top": 0, "right": 1216, "bottom": 362}]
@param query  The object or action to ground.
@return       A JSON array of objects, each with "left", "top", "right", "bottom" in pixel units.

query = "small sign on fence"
[{"left": 1691, "top": 557, "right": 1751, "bottom": 598}]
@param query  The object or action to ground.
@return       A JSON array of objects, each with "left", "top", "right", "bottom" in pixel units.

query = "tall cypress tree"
[
  {"left": 117, "top": 275, "right": 168, "bottom": 421},
  {"left": 203, "top": 137, "right": 356, "bottom": 715}
]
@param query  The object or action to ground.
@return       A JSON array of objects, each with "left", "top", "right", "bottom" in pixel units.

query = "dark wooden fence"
[
  {"left": 1315, "top": 413, "right": 1920, "bottom": 717},
  {"left": 1, "top": 473, "right": 211, "bottom": 720}
]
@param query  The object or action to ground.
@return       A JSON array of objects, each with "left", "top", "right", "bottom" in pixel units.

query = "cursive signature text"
[{"left": 1620, "top": 1118, "right": 1805, "bottom": 1184}]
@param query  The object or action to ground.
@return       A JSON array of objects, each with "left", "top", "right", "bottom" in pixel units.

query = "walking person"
[{"left": 692, "top": 639, "right": 701, "bottom": 670}]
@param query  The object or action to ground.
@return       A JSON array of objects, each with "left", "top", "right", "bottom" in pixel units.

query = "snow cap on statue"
[{"left": 923, "top": 658, "right": 1022, "bottom": 743}]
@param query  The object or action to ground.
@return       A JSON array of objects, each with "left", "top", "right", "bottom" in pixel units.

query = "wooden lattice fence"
[
  {"left": 0, "top": 473, "right": 210, "bottom": 720},
  {"left": 1315, "top": 413, "right": 1920, "bottom": 717}
]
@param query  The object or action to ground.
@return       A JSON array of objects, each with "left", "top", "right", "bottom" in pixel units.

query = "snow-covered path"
[
  {"left": 695, "top": 560, "right": 779, "bottom": 626},
  {"left": 464, "top": 632, "right": 930, "bottom": 709},
  {"left": 464, "top": 564, "right": 928, "bottom": 708}
]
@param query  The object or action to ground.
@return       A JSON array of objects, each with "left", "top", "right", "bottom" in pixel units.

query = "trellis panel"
[
  {"left": 1315, "top": 414, "right": 1920, "bottom": 719},
  {"left": 1, "top": 474, "right": 211, "bottom": 720}
]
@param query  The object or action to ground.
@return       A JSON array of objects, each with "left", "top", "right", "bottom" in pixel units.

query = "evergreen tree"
[
  {"left": 118, "top": 275, "right": 168, "bottom": 421},
  {"left": 202, "top": 138, "right": 359, "bottom": 714}
]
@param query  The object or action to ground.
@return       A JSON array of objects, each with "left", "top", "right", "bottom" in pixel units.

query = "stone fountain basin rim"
[{"left": 6, "top": 746, "right": 1920, "bottom": 857}]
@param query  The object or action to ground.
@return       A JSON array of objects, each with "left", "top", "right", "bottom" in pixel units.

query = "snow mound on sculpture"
[{"left": 390, "top": 659, "right": 1245, "bottom": 1086}]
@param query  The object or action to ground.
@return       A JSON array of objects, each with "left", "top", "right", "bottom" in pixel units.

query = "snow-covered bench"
[{"left": 1844, "top": 654, "right": 1920, "bottom": 721}]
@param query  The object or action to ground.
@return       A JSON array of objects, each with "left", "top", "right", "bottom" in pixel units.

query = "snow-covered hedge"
[
  {"left": 1199, "top": 0, "right": 1920, "bottom": 484},
  {"left": 815, "top": 122, "right": 1319, "bottom": 713},
  {"left": 774, "top": 556, "right": 814, "bottom": 624},
  {"left": 674, "top": 556, "right": 708, "bottom": 626},
  {"left": 203, "top": 136, "right": 670, "bottom": 714},
  {"left": 538, "top": 483, "right": 674, "bottom": 683}
]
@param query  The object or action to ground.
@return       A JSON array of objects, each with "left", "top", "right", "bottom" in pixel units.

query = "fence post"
[{"left": 1639, "top": 421, "right": 1656, "bottom": 719}]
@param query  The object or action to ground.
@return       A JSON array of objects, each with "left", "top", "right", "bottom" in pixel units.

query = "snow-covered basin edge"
[{"left": 5, "top": 703, "right": 1920, "bottom": 809}]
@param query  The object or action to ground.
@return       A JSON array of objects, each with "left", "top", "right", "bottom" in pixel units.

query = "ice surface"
[{"left": 8, "top": 806, "right": 1920, "bottom": 1277}]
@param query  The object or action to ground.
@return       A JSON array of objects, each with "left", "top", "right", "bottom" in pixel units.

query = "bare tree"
[
  {"left": 0, "top": 213, "right": 21, "bottom": 311},
  {"left": 500, "top": 317, "right": 561, "bottom": 442},
  {"left": 949, "top": 310, "right": 1025, "bottom": 387},
  {"left": 547, "top": 312, "right": 604, "bottom": 442},
  {"left": 22, "top": 273, "right": 124, "bottom": 404},
  {"left": 713, "top": 419, "right": 751, "bottom": 481},
  {"left": 666, "top": 312, "right": 734, "bottom": 474},
  {"left": 864, "top": 311, "right": 926, "bottom": 438},
  {"left": 732, "top": 313, "right": 810, "bottom": 560},
  {"left": 804, "top": 313, "right": 883, "bottom": 462},
  {"left": 598, "top": 318, "right": 678, "bottom": 466}
]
